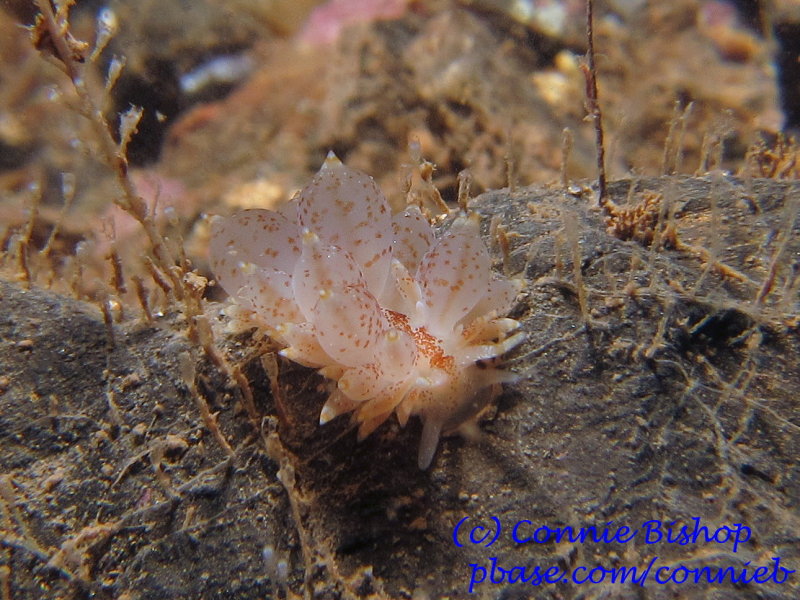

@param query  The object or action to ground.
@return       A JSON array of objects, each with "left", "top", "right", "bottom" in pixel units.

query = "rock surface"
[{"left": 1, "top": 174, "right": 798, "bottom": 599}]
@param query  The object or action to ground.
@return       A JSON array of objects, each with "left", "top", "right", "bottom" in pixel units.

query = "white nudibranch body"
[{"left": 210, "top": 153, "right": 524, "bottom": 468}]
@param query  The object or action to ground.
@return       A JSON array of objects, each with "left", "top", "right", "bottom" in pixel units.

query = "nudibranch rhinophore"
[{"left": 210, "top": 153, "right": 525, "bottom": 469}]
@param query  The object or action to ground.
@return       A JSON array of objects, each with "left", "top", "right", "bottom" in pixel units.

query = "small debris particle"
[{"left": 43, "top": 467, "right": 66, "bottom": 492}]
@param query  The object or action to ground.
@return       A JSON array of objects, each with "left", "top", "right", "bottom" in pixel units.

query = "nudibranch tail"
[{"left": 209, "top": 154, "right": 525, "bottom": 469}]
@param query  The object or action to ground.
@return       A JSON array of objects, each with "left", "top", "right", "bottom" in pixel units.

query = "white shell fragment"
[{"left": 210, "top": 153, "right": 524, "bottom": 469}]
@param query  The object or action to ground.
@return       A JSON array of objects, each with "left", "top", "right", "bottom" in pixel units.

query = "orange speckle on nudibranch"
[{"left": 210, "top": 152, "right": 524, "bottom": 469}]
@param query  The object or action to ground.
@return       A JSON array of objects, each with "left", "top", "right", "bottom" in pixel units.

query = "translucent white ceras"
[{"left": 210, "top": 153, "right": 524, "bottom": 469}]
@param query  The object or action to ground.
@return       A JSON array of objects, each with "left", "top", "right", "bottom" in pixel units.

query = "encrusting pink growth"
[{"left": 210, "top": 153, "right": 524, "bottom": 468}]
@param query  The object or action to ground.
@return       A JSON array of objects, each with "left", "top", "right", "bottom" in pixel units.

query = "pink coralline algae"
[
  {"left": 298, "top": 0, "right": 409, "bottom": 46},
  {"left": 210, "top": 154, "right": 524, "bottom": 468}
]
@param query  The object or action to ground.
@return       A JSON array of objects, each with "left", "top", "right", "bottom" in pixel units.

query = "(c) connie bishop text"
[{"left": 452, "top": 516, "right": 796, "bottom": 593}]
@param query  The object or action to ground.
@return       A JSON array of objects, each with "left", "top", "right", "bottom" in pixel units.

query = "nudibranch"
[{"left": 210, "top": 153, "right": 524, "bottom": 468}]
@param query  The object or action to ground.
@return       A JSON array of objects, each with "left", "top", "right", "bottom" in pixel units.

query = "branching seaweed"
[{"left": 29, "top": 0, "right": 258, "bottom": 435}]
